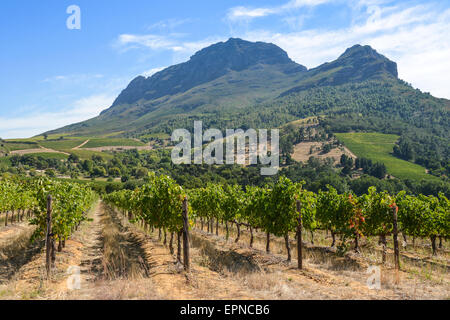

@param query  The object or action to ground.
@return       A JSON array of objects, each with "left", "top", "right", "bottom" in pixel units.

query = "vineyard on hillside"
[
  {"left": 104, "top": 174, "right": 450, "bottom": 262},
  {"left": 0, "top": 173, "right": 448, "bottom": 299},
  {"left": 0, "top": 177, "right": 95, "bottom": 273}
]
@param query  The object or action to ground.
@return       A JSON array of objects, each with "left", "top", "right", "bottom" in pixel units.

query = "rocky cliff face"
[{"left": 109, "top": 38, "right": 306, "bottom": 108}]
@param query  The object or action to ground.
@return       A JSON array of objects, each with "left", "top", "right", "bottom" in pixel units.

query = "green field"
[
  {"left": 0, "top": 152, "right": 69, "bottom": 163},
  {"left": 3, "top": 136, "right": 144, "bottom": 151},
  {"left": 4, "top": 136, "right": 87, "bottom": 151},
  {"left": 2, "top": 141, "right": 39, "bottom": 151},
  {"left": 68, "top": 149, "right": 114, "bottom": 161},
  {"left": 83, "top": 138, "right": 145, "bottom": 148},
  {"left": 335, "top": 132, "right": 437, "bottom": 181},
  {"left": 27, "top": 152, "right": 69, "bottom": 160},
  {"left": 39, "top": 139, "right": 85, "bottom": 151},
  {"left": 0, "top": 156, "right": 11, "bottom": 166},
  {"left": 0, "top": 136, "right": 147, "bottom": 163},
  {"left": 139, "top": 132, "right": 171, "bottom": 140}
]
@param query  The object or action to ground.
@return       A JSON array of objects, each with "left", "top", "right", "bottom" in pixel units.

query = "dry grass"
[
  {"left": 2, "top": 202, "right": 448, "bottom": 300},
  {"left": 291, "top": 141, "right": 356, "bottom": 163},
  {"left": 193, "top": 221, "right": 449, "bottom": 300},
  {"left": 0, "top": 223, "right": 36, "bottom": 257},
  {"left": 99, "top": 209, "right": 150, "bottom": 280},
  {"left": 67, "top": 278, "right": 166, "bottom": 300},
  {"left": 0, "top": 223, "right": 40, "bottom": 284}
]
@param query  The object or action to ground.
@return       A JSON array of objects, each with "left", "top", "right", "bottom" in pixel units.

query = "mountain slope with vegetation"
[
  {"left": 41, "top": 38, "right": 449, "bottom": 182},
  {"left": 49, "top": 38, "right": 307, "bottom": 136}
]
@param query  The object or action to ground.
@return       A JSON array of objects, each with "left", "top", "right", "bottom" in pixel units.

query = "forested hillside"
[{"left": 43, "top": 39, "right": 449, "bottom": 179}]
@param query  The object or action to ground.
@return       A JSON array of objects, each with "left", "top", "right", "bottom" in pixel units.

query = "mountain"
[
  {"left": 48, "top": 38, "right": 401, "bottom": 136},
  {"left": 46, "top": 39, "right": 448, "bottom": 147},
  {"left": 51, "top": 38, "right": 308, "bottom": 136},
  {"left": 110, "top": 38, "right": 306, "bottom": 108},
  {"left": 281, "top": 44, "right": 398, "bottom": 96}
]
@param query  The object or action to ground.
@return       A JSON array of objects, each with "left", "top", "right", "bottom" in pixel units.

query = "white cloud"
[
  {"left": 227, "top": 7, "right": 278, "bottom": 21},
  {"left": 114, "top": 2, "right": 450, "bottom": 100},
  {"left": 141, "top": 67, "right": 166, "bottom": 77},
  {"left": 7, "top": 1, "right": 447, "bottom": 140},
  {"left": 114, "top": 33, "right": 225, "bottom": 64},
  {"left": 71, "top": 94, "right": 115, "bottom": 116},
  {"left": 147, "top": 18, "right": 192, "bottom": 31},
  {"left": 43, "top": 74, "right": 104, "bottom": 83},
  {"left": 0, "top": 94, "right": 116, "bottom": 139},
  {"left": 116, "top": 34, "right": 176, "bottom": 52},
  {"left": 226, "top": 0, "right": 332, "bottom": 22},
  {"left": 43, "top": 75, "right": 68, "bottom": 82},
  {"left": 284, "top": 0, "right": 334, "bottom": 9},
  {"left": 241, "top": 3, "right": 450, "bottom": 99}
]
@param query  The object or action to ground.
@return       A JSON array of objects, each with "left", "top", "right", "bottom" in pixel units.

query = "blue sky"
[{"left": 1, "top": 0, "right": 449, "bottom": 138}]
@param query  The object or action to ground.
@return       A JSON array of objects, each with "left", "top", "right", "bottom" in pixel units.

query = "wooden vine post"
[
  {"left": 380, "top": 234, "right": 387, "bottom": 264},
  {"left": 392, "top": 204, "right": 400, "bottom": 271},
  {"left": 296, "top": 199, "right": 303, "bottom": 270},
  {"left": 182, "top": 196, "right": 190, "bottom": 272},
  {"left": 45, "top": 195, "right": 53, "bottom": 277},
  {"left": 177, "top": 232, "right": 182, "bottom": 262}
]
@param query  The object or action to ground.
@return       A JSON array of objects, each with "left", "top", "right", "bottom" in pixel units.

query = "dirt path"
[
  {"left": 0, "top": 204, "right": 127, "bottom": 298},
  {"left": 2, "top": 202, "right": 447, "bottom": 300},
  {"left": 0, "top": 202, "right": 253, "bottom": 299},
  {"left": 79, "top": 145, "right": 153, "bottom": 152},
  {"left": 62, "top": 202, "right": 256, "bottom": 300},
  {"left": 10, "top": 146, "right": 70, "bottom": 156},
  {"left": 67, "top": 202, "right": 104, "bottom": 296},
  {"left": 101, "top": 205, "right": 256, "bottom": 300},
  {"left": 72, "top": 139, "right": 90, "bottom": 150},
  {"left": 71, "top": 138, "right": 153, "bottom": 152},
  {"left": 54, "top": 201, "right": 158, "bottom": 299}
]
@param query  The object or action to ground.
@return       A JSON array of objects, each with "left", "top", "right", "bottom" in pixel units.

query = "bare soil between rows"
[{"left": 1, "top": 202, "right": 448, "bottom": 300}]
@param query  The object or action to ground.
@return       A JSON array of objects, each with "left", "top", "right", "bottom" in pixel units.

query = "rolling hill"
[
  {"left": 43, "top": 38, "right": 449, "bottom": 181},
  {"left": 48, "top": 38, "right": 307, "bottom": 136},
  {"left": 46, "top": 38, "right": 411, "bottom": 137}
]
